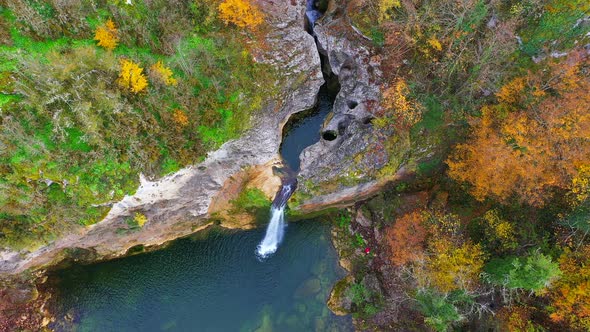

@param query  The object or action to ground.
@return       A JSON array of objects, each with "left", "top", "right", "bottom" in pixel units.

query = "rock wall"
[{"left": 294, "top": 5, "right": 410, "bottom": 214}]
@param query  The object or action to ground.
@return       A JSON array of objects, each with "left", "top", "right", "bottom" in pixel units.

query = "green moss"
[
  {"left": 287, "top": 207, "right": 340, "bottom": 221},
  {"left": 412, "top": 95, "right": 445, "bottom": 132},
  {"left": 231, "top": 188, "right": 271, "bottom": 213},
  {"left": 417, "top": 158, "right": 442, "bottom": 176}
]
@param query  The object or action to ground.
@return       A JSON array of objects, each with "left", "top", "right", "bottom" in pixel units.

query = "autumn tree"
[
  {"left": 419, "top": 238, "right": 486, "bottom": 292},
  {"left": 378, "top": 78, "right": 423, "bottom": 130},
  {"left": 549, "top": 245, "right": 590, "bottom": 330},
  {"left": 481, "top": 209, "right": 517, "bottom": 253},
  {"left": 571, "top": 165, "right": 590, "bottom": 205},
  {"left": 497, "top": 306, "right": 544, "bottom": 332},
  {"left": 149, "top": 60, "right": 177, "bottom": 86},
  {"left": 118, "top": 59, "right": 148, "bottom": 93},
  {"left": 218, "top": 0, "right": 263, "bottom": 30},
  {"left": 94, "top": 19, "right": 119, "bottom": 51},
  {"left": 406, "top": 211, "right": 487, "bottom": 293},
  {"left": 447, "top": 50, "right": 590, "bottom": 206},
  {"left": 386, "top": 210, "right": 428, "bottom": 266},
  {"left": 399, "top": 211, "right": 487, "bottom": 331}
]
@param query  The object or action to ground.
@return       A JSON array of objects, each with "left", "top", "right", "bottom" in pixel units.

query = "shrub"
[
  {"left": 149, "top": 60, "right": 177, "bottom": 86},
  {"left": 94, "top": 19, "right": 119, "bottom": 51},
  {"left": 231, "top": 187, "right": 270, "bottom": 212},
  {"left": 118, "top": 59, "right": 148, "bottom": 93}
]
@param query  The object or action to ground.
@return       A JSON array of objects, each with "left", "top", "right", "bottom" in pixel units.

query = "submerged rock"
[
  {"left": 327, "top": 275, "right": 353, "bottom": 316},
  {"left": 295, "top": 278, "right": 322, "bottom": 299}
]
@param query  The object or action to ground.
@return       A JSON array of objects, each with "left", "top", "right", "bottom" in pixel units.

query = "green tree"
[
  {"left": 485, "top": 252, "right": 561, "bottom": 293},
  {"left": 415, "top": 289, "right": 471, "bottom": 332}
]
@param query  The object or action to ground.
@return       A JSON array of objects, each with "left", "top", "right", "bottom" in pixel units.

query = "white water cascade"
[{"left": 256, "top": 183, "right": 295, "bottom": 258}]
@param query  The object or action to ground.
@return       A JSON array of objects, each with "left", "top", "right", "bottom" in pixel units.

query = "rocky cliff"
[{"left": 293, "top": 4, "right": 411, "bottom": 214}]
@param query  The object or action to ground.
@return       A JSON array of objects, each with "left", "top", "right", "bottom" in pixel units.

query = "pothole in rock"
[{"left": 322, "top": 130, "right": 338, "bottom": 141}]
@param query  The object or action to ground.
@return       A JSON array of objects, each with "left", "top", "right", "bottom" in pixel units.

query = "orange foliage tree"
[
  {"left": 218, "top": 0, "right": 263, "bottom": 30},
  {"left": 549, "top": 245, "right": 590, "bottom": 330},
  {"left": 94, "top": 19, "right": 119, "bottom": 51},
  {"left": 117, "top": 59, "right": 148, "bottom": 93},
  {"left": 385, "top": 210, "right": 428, "bottom": 266},
  {"left": 447, "top": 50, "right": 590, "bottom": 206}
]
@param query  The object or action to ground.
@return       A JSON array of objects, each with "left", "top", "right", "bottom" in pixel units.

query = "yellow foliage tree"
[
  {"left": 118, "top": 59, "right": 148, "bottom": 93},
  {"left": 379, "top": 79, "right": 422, "bottom": 130},
  {"left": 419, "top": 238, "right": 486, "bottom": 292},
  {"left": 94, "top": 19, "right": 119, "bottom": 51},
  {"left": 549, "top": 246, "right": 590, "bottom": 330},
  {"left": 572, "top": 165, "right": 590, "bottom": 204},
  {"left": 409, "top": 211, "right": 486, "bottom": 293},
  {"left": 150, "top": 60, "right": 177, "bottom": 86},
  {"left": 482, "top": 209, "right": 517, "bottom": 252},
  {"left": 218, "top": 0, "right": 263, "bottom": 30}
]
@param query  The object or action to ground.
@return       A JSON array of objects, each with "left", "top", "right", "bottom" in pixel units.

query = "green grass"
[{"left": 413, "top": 95, "right": 445, "bottom": 132}]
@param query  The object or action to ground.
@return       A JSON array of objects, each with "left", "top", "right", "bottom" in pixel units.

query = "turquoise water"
[
  {"left": 51, "top": 221, "right": 352, "bottom": 332},
  {"left": 280, "top": 84, "right": 336, "bottom": 171}
]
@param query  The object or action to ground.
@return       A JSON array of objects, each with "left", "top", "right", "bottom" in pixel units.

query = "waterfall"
[{"left": 256, "top": 180, "right": 296, "bottom": 259}]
